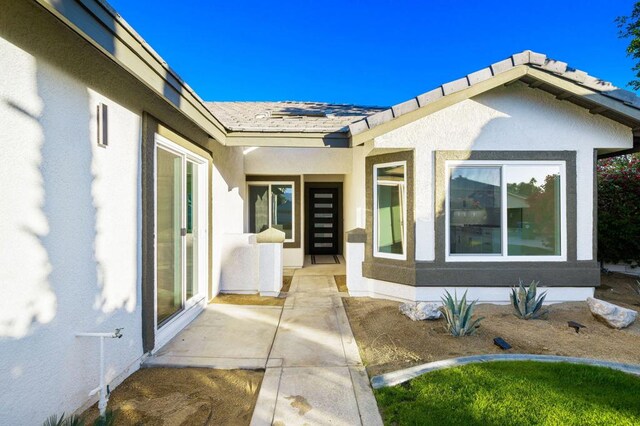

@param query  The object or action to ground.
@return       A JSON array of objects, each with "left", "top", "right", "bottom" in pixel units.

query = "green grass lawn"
[{"left": 374, "top": 361, "right": 640, "bottom": 426}]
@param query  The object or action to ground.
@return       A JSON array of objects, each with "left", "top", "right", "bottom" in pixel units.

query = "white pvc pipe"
[{"left": 76, "top": 329, "right": 123, "bottom": 417}]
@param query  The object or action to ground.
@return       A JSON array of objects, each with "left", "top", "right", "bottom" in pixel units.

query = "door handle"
[{"left": 181, "top": 228, "right": 187, "bottom": 237}]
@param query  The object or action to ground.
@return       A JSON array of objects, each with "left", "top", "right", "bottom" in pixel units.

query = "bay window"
[{"left": 446, "top": 161, "right": 565, "bottom": 261}]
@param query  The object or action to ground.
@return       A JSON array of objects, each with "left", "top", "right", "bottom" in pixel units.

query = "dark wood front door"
[{"left": 308, "top": 188, "right": 339, "bottom": 254}]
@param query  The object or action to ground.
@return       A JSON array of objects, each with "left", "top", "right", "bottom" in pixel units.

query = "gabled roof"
[
  {"left": 349, "top": 50, "right": 640, "bottom": 146},
  {"left": 206, "top": 101, "right": 386, "bottom": 133}
]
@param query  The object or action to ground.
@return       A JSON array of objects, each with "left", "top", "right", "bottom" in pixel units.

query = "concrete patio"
[{"left": 145, "top": 257, "right": 382, "bottom": 425}]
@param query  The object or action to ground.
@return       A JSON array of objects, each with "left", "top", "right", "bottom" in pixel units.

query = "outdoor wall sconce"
[
  {"left": 97, "top": 102, "right": 108, "bottom": 147},
  {"left": 568, "top": 321, "right": 585, "bottom": 333},
  {"left": 493, "top": 337, "right": 512, "bottom": 350}
]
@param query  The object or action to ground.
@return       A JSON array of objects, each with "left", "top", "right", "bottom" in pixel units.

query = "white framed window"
[
  {"left": 445, "top": 160, "right": 566, "bottom": 262},
  {"left": 373, "top": 161, "right": 407, "bottom": 260},
  {"left": 248, "top": 182, "right": 295, "bottom": 242}
]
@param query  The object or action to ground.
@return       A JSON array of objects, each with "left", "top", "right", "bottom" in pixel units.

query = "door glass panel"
[
  {"left": 315, "top": 223, "right": 332, "bottom": 228},
  {"left": 376, "top": 164, "right": 406, "bottom": 255},
  {"left": 314, "top": 203, "right": 332, "bottom": 208},
  {"left": 506, "top": 165, "right": 561, "bottom": 256},
  {"left": 271, "top": 185, "right": 293, "bottom": 239},
  {"left": 249, "top": 186, "right": 269, "bottom": 233},
  {"left": 315, "top": 193, "right": 333, "bottom": 199},
  {"left": 156, "top": 147, "right": 183, "bottom": 324},
  {"left": 315, "top": 213, "right": 333, "bottom": 218},
  {"left": 186, "top": 161, "right": 198, "bottom": 299},
  {"left": 449, "top": 167, "right": 501, "bottom": 255}
]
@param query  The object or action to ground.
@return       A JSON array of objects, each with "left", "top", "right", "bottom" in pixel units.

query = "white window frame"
[
  {"left": 153, "top": 134, "right": 209, "bottom": 351},
  {"left": 445, "top": 160, "right": 567, "bottom": 262},
  {"left": 373, "top": 161, "right": 407, "bottom": 261},
  {"left": 247, "top": 181, "right": 296, "bottom": 243}
]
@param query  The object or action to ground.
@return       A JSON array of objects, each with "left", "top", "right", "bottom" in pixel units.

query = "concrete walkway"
[
  {"left": 146, "top": 303, "right": 281, "bottom": 370},
  {"left": 146, "top": 258, "right": 382, "bottom": 425},
  {"left": 251, "top": 265, "right": 382, "bottom": 425}
]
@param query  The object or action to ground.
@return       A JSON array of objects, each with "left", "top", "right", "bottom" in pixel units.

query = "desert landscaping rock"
[
  {"left": 587, "top": 297, "right": 637, "bottom": 329},
  {"left": 399, "top": 302, "right": 442, "bottom": 321}
]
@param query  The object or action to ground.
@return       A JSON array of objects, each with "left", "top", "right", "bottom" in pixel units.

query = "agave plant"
[
  {"left": 42, "top": 411, "right": 117, "bottom": 426},
  {"left": 440, "top": 290, "right": 484, "bottom": 336},
  {"left": 628, "top": 280, "right": 640, "bottom": 296},
  {"left": 510, "top": 279, "right": 548, "bottom": 320},
  {"left": 42, "top": 414, "right": 84, "bottom": 426}
]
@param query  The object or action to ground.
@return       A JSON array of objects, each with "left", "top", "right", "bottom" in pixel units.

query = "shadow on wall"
[
  {"left": 2, "top": 58, "right": 103, "bottom": 339},
  {"left": 0, "top": 1, "right": 136, "bottom": 340}
]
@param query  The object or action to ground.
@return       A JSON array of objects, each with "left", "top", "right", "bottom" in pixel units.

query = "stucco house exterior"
[{"left": 2, "top": 0, "right": 640, "bottom": 424}]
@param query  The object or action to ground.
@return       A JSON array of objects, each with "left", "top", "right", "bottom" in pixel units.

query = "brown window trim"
[
  {"left": 246, "top": 175, "right": 301, "bottom": 249},
  {"left": 363, "top": 150, "right": 415, "bottom": 284}
]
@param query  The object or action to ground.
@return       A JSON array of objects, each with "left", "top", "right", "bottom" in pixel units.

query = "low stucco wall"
[
  {"left": 219, "top": 234, "right": 283, "bottom": 296},
  {"left": 346, "top": 241, "right": 594, "bottom": 303}
]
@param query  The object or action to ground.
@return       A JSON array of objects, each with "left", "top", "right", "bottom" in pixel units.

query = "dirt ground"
[
  {"left": 334, "top": 275, "right": 348, "bottom": 292},
  {"left": 212, "top": 293, "right": 285, "bottom": 306},
  {"left": 344, "top": 274, "right": 640, "bottom": 377},
  {"left": 597, "top": 272, "right": 640, "bottom": 309},
  {"left": 82, "top": 368, "right": 263, "bottom": 426},
  {"left": 210, "top": 276, "right": 292, "bottom": 306}
]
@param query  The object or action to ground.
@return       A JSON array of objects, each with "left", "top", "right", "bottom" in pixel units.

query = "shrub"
[
  {"left": 510, "top": 279, "right": 548, "bottom": 320},
  {"left": 440, "top": 290, "right": 484, "bottom": 336},
  {"left": 42, "top": 411, "right": 117, "bottom": 426},
  {"left": 598, "top": 154, "right": 640, "bottom": 266},
  {"left": 43, "top": 414, "right": 84, "bottom": 426}
]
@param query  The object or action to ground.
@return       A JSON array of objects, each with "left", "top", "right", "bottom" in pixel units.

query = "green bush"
[
  {"left": 440, "top": 290, "right": 484, "bottom": 336},
  {"left": 598, "top": 154, "right": 640, "bottom": 265}
]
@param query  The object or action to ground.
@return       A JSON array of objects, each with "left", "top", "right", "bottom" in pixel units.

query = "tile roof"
[
  {"left": 348, "top": 50, "right": 640, "bottom": 136},
  {"left": 205, "top": 101, "right": 386, "bottom": 133}
]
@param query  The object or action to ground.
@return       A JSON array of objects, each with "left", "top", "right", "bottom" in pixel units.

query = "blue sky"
[{"left": 109, "top": 0, "right": 638, "bottom": 106}]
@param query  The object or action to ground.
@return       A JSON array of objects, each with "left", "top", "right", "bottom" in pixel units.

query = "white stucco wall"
[
  {"left": 374, "top": 83, "right": 632, "bottom": 262},
  {"left": 243, "top": 147, "right": 352, "bottom": 175},
  {"left": 343, "top": 144, "right": 372, "bottom": 258},
  {"left": 0, "top": 33, "right": 247, "bottom": 425},
  {"left": 211, "top": 144, "right": 246, "bottom": 297},
  {"left": 0, "top": 38, "right": 142, "bottom": 425}
]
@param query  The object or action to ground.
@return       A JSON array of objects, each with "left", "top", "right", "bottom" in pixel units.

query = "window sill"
[{"left": 445, "top": 256, "right": 566, "bottom": 262}]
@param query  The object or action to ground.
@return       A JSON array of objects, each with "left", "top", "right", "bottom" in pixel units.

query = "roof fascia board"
[
  {"left": 351, "top": 66, "right": 528, "bottom": 146},
  {"left": 34, "top": 0, "right": 228, "bottom": 143},
  {"left": 526, "top": 68, "right": 640, "bottom": 123},
  {"left": 226, "top": 132, "right": 350, "bottom": 148}
]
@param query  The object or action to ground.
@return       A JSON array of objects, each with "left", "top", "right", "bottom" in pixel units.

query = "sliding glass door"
[
  {"left": 155, "top": 137, "right": 207, "bottom": 328},
  {"left": 156, "top": 148, "right": 183, "bottom": 323}
]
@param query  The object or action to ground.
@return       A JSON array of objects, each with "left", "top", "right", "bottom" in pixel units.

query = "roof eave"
[
  {"left": 226, "top": 131, "right": 350, "bottom": 148},
  {"left": 34, "top": 0, "right": 228, "bottom": 144}
]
